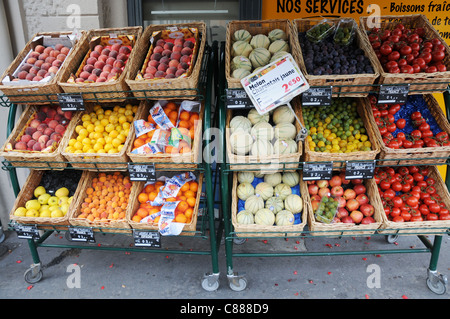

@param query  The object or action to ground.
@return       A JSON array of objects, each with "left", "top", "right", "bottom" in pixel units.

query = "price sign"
[
  {"left": 226, "top": 89, "right": 253, "bottom": 109},
  {"left": 128, "top": 163, "right": 156, "bottom": 182},
  {"left": 302, "top": 87, "right": 333, "bottom": 106},
  {"left": 345, "top": 161, "right": 376, "bottom": 180},
  {"left": 68, "top": 227, "right": 95, "bottom": 243},
  {"left": 377, "top": 84, "right": 410, "bottom": 104},
  {"left": 15, "top": 224, "right": 40, "bottom": 240},
  {"left": 133, "top": 230, "right": 161, "bottom": 248},
  {"left": 58, "top": 93, "right": 85, "bottom": 111},
  {"left": 303, "top": 162, "right": 333, "bottom": 181},
  {"left": 240, "top": 54, "right": 309, "bottom": 115}
]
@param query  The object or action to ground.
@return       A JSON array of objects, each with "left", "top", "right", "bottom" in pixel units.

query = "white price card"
[{"left": 240, "top": 54, "right": 310, "bottom": 115}]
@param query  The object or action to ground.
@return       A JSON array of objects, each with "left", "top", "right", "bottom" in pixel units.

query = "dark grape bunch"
[{"left": 299, "top": 32, "right": 375, "bottom": 76}]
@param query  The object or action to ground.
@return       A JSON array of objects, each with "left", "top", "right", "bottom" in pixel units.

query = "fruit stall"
[
  {"left": 219, "top": 16, "right": 450, "bottom": 293},
  {"left": 0, "top": 25, "right": 223, "bottom": 291}
]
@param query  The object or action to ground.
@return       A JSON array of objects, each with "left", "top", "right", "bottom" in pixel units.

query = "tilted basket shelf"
[
  {"left": 126, "top": 100, "right": 204, "bottom": 169},
  {"left": 225, "top": 19, "right": 297, "bottom": 89},
  {"left": 0, "top": 105, "right": 80, "bottom": 170},
  {"left": 301, "top": 171, "right": 384, "bottom": 237},
  {"left": 363, "top": 94, "right": 450, "bottom": 166},
  {"left": 378, "top": 166, "right": 450, "bottom": 235},
  {"left": 9, "top": 169, "right": 88, "bottom": 230},
  {"left": 231, "top": 172, "right": 307, "bottom": 238},
  {"left": 60, "top": 101, "right": 147, "bottom": 171},
  {"left": 125, "top": 22, "right": 207, "bottom": 100},
  {"left": 58, "top": 27, "right": 143, "bottom": 103},
  {"left": 291, "top": 17, "right": 380, "bottom": 97},
  {"left": 298, "top": 97, "right": 381, "bottom": 169},
  {"left": 359, "top": 14, "right": 450, "bottom": 94},
  {"left": 0, "top": 31, "right": 87, "bottom": 104},
  {"left": 126, "top": 173, "right": 203, "bottom": 236}
]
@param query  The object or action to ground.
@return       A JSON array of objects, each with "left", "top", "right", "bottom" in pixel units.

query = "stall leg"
[
  {"left": 24, "top": 239, "right": 43, "bottom": 284},
  {"left": 426, "top": 235, "right": 448, "bottom": 295}
]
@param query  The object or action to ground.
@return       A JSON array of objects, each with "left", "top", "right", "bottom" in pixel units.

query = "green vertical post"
[
  {"left": 7, "top": 104, "right": 20, "bottom": 197},
  {"left": 444, "top": 90, "right": 450, "bottom": 190},
  {"left": 428, "top": 235, "right": 443, "bottom": 272}
]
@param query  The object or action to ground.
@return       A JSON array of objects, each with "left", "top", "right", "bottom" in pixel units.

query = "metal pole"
[{"left": 7, "top": 104, "right": 20, "bottom": 197}]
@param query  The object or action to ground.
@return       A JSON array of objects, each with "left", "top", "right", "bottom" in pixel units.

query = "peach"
[
  {"left": 91, "top": 68, "right": 102, "bottom": 77},
  {"left": 154, "top": 70, "right": 166, "bottom": 78},
  {"left": 36, "top": 111, "right": 47, "bottom": 122},
  {"left": 166, "top": 66, "right": 177, "bottom": 75},
  {"left": 180, "top": 55, "right": 191, "bottom": 64},
  {"left": 57, "top": 54, "right": 67, "bottom": 62},
  {"left": 146, "top": 66, "right": 157, "bottom": 75},
  {"left": 26, "top": 73, "right": 35, "bottom": 81},
  {"left": 20, "top": 63, "right": 33, "bottom": 72},
  {"left": 27, "top": 57, "right": 37, "bottom": 65},
  {"left": 45, "top": 56, "right": 57, "bottom": 65},
  {"left": 44, "top": 127, "right": 54, "bottom": 136},
  {"left": 15, "top": 141, "right": 27, "bottom": 150},
  {"left": 150, "top": 53, "right": 162, "bottom": 61},
  {"left": 50, "top": 133, "right": 62, "bottom": 142},
  {"left": 103, "top": 64, "right": 113, "bottom": 73},
  {"left": 160, "top": 56, "right": 170, "bottom": 65},
  {"left": 32, "top": 143, "right": 42, "bottom": 152},
  {"left": 181, "top": 47, "right": 192, "bottom": 56},
  {"left": 75, "top": 78, "right": 85, "bottom": 83},
  {"left": 47, "top": 108, "right": 57, "bottom": 119},
  {"left": 18, "top": 71, "right": 28, "bottom": 80},
  {"left": 153, "top": 46, "right": 164, "bottom": 54},
  {"left": 94, "top": 45, "right": 104, "bottom": 53},
  {"left": 175, "top": 68, "right": 186, "bottom": 77},
  {"left": 158, "top": 63, "right": 168, "bottom": 72},
  {"left": 55, "top": 125, "right": 66, "bottom": 134},
  {"left": 60, "top": 47, "right": 70, "bottom": 55},
  {"left": 48, "top": 66, "right": 60, "bottom": 74},
  {"left": 34, "top": 60, "right": 44, "bottom": 68},
  {"left": 184, "top": 40, "right": 194, "bottom": 49},
  {"left": 168, "top": 59, "right": 179, "bottom": 68},
  {"left": 162, "top": 49, "right": 172, "bottom": 58},
  {"left": 41, "top": 63, "right": 52, "bottom": 71},
  {"left": 46, "top": 139, "right": 56, "bottom": 148},
  {"left": 83, "top": 64, "right": 95, "bottom": 73},
  {"left": 80, "top": 71, "right": 91, "bottom": 80},
  {"left": 113, "top": 60, "right": 124, "bottom": 69},
  {"left": 143, "top": 73, "right": 154, "bottom": 79},
  {"left": 170, "top": 52, "right": 181, "bottom": 61},
  {"left": 148, "top": 60, "right": 159, "bottom": 67},
  {"left": 86, "top": 57, "right": 97, "bottom": 66},
  {"left": 165, "top": 74, "right": 176, "bottom": 79},
  {"left": 119, "top": 46, "right": 131, "bottom": 55},
  {"left": 56, "top": 106, "right": 64, "bottom": 116},
  {"left": 164, "top": 42, "right": 174, "bottom": 51},
  {"left": 50, "top": 50, "right": 60, "bottom": 58},
  {"left": 21, "top": 134, "right": 32, "bottom": 144},
  {"left": 90, "top": 50, "right": 100, "bottom": 59},
  {"left": 174, "top": 38, "right": 184, "bottom": 46},
  {"left": 107, "top": 73, "right": 117, "bottom": 81},
  {"left": 98, "top": 55, "right": 109, "bottom": 64},
  {"left": 37, "top": 123, "right": 48, "bottom": 133},
  {"left": 64, "top": 111, "right": 73, "bottom": 120},
  {"left": 173, "top": 45, "right": 183, "bottom": 53},
  {"left": 109, "top": 50, "right": 118, "bottom": 59},
  {"left": 39, "top": 53, "right": 49, "bottom": 61},
  {"left": 106, "top": 57, "right": 116, "bottom": 66},
  {"left": 48, "top": 119, "right": 59, "bottom": 129},
  {"left": 100, "top": 71, "right": 110, "bottom": 79},
  {"left": 29, "top": 67, "right": 40, "bottom": 75},
  {"left": 96, "top": 77, "right": 107, "bottom": 83},
  {"left": 55, "top": 44, "right": 65, "bottom": 51},
  {"left": 156, "top": 39, "right": 166, "bottom": 47},
  {"left": 37, "top": 69, "right": 47, "bottom": 78},
  {"left": 111, "top": 44, "right": 122, "bottom": 52},
  {"left": 32, "top": 75, "right": 43, "bottom": 82},
  {"left": 38, "top": 135, "right": 50, "bottom": 145},
  {"left": 52, "top": 60, "right": 63, "bottom": 68},
  {"left": 88, "top": 74, "right": 98, "bottom": 82},
  {"left": 25, "top": 127, "right": 37, "bottom": 136},
  {"left": 44, "top": 47, "right": 53, "bottom": 55},
  {"left": 111, "top": 67, "right": 122, "bottom": 75},
  {"left": 101, "top": 48, "right": 111, "bottom": 56},
  {"left": 27, "top": 139, "right": 37, "bottom": 149},
  {"left": 30, "top": 52, "right": 40, "bottom": 59},
  {"left": 35, "top": 45, "right": 46, "bottom": 53},
  {"left": 32, "top": 131, "right": 43, "bottom": 140},
  {"left": 117, "top": 53, "right": 128, "bottom": 62}
]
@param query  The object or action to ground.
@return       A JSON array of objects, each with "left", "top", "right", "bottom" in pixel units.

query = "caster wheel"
[
  {"left": 385, "top": 235, "right": 399, "bottom": 244},
  {"left": 201, "top": 278, "right": 219, "bottom": 292},
  {"left": 229, "top": 277, "right": 247, "bottom": 292},
  {"left": 233, "top": 238, "right": 246, "bottom": 245},
  {"left": 24, "top": 268, "right": 43, "bottom": 284},
  {"left": 427, "top": 273, "right": 447, "bottom": 295}
]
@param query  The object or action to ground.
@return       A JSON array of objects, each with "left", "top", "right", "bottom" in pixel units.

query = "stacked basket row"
[{"left": 0, "top": 23, "right": 207, "bottom": 104}]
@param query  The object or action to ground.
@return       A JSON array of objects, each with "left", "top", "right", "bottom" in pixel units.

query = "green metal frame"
[
  {"left": 218, "top": 42, "right": 449, "bottom": 290},
  {"left": 5, "top": 42, "right": 222, "bottom": 287}
]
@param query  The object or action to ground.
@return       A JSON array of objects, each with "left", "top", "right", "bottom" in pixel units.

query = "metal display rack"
[
  {"left": 218, "top": 42, "right": 450, "bottom": 293},
  {"left": 2, "top": 42, "right": 224, "bottom": 291}
]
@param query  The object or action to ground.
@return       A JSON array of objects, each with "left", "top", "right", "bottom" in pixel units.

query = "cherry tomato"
[
  {"left": 436, "top": 132, "right": 449, "bottom": 142},
  {"left": 433, "top": 44, "right": 446, "bottom": 52},
  {"left": 383, "top": 189, "right": 396, "bottom": 200},
  {"left": 426, "top": 177, "right": 436, "bottom": 186},
  {"left": 368, "top": 33, "right": 380, "bottom": 43},
  {"left": 412, "top": 172, "right": 424, "bottom": 182},
  {"left": 372, "top": 41, "right": 381, "bottom": 50},
  {"left": 431, "top": 38, "right": 442, "bottom": 46},
  {"left": 401, "top": 182, "right": 411, "bottom": 193},
  {"left": 401, "top": 211, "right": 412, "bottom": 221},
  {"left": 411, "top": 64, "right": 421, "bottom": 73}
]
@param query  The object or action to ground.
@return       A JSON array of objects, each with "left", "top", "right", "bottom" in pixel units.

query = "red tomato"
[
  {"left": 391, "top": 181, "right": 403, "bottom": 192},
  {"left": 437, "top": 64, "right": 447, "bottom": 72},
  {"left": 426, "top": 66, "right": 437, "bottom": 73},
  {"left": 380, "top": 179, "right": 392, "bottom": 190},
  {"left": 380, "top": 44, "right": 393, "bottom": 56},
  {"left": 413, "top": 58, "right": 426, "bottom": 70},
  {"left": 400, "top": 45, "right": 412, "bottom": 55},
  {"left": 401, "top": 182, "right": 411, "bottom": 193},
  {"left": 419, "top": 52, "right": 432, "bottom": 63},
  {"left": 392, "top": 196, "right": 403, "bottom": 207},
  {"left": 412, "top": 64, "right": 421, "bottom": 73},
  {"left": 406, "top": 196, "right": 419, "bottom": 207},
  {"left": 393, "top": 216, "right": 404, "bottom": 222},
  {"left": 407, "top": 33, "right": 419, "bottom": 43},
  {"left": 390, "top": 207, "right": 401, "bottom": 218},
  {"left": 426, "top": 213, "right": 439, "bottom": 221},
  {"left": 383, "top": 189, "right": 396, "bottom": 200},
  {"left": 401, "top": 211, "right": 412, "bottom": 221},
  {"left": 410, "top": 215, "right": 423, "bottom": 222},
  {"left": 388, "top": 51, "right": 400, "bottom": 61},
  {"left": 413, "top": 172, "right": 424, "bottom": 182},
  {"left": 429, "top": 203, "right": 441, "bottom": 214},
  {"left": 431, "top": 38, "right": 442, "bottom": 46},
  {"left": 431, "top": 50, "right": 445, "bottom": 62},
  {"left": 419, "top": 204, "right": 430, "bottom": 216},
  {"left": 401, "top": 65, "right": 414, "bottom": 74},
  {"left": 439, "top": 213, "right": 450, "bottom": 220},
  {"left": 410, "top": 42, "right": 420, "bottom": 51}
]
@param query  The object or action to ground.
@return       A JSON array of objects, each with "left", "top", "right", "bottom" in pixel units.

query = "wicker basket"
[
  {"left": 126, "top": 100, "right": 204, "bottom": 169},
  {"left": 231, "top": 172, "right": 307, "bottom": 238},
  {"left": 126, "top": 173, "right": 203, "bottom": 236},
  {"left": 378, "top": 166, "right": 450, "bottom": 235},
  {"left": 58, "top": 27, "right": 143, "bottom": 103},
  {"left": 9, "top": 169, "right": 88, "bottom": 230},
  {"left": 363, "top": 95, "right": 450, "bottom": 166},
  {"left": 60, "top": 101, "right": 146, "bottom": 171},
  {"left": 301, "top": 172, "right": 384, "bottom": 237},
  {"left": 0, "top": 105, "right": 80, "bottom": 169},
  {"left": 359, "top": 14, "right": 450, "bottom": 94},
  {"left": 68, "top": 171, "right": 134, "bottom": 233},
  {"left": 299, "top": 97, "right": 381, "bottom": 168},
  {"left": 0, "top": 31, "right": 87, "bottom": 105},
  {"left": 225, "top": 19, "right": 297, "bottom": 89},
  {"left": 226, "top": 104, "right": 303, "bottom": 173},
  {"left": 291, "top": 18, "right": 380, "bottom": 97},
  {"left": 125, "top": 22, "right": 207, "bottom": 100}
]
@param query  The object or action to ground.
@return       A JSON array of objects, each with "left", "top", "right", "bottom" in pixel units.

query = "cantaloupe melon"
[
  {"left": 254, "top": 208, "right": 275, "bottom": 226},
  {"left": 282, "top": 172, "right": 300, "bottom": 187},
  {"left": 233, "top": 29, "right": 252, "bottom": 43},
  {"left": 230, "top": 115, "right": 252, "bottom": 133},
  {"left": 230, "top": 131, "right": 253, "bottom": 155},
  {"left": 275, "top": 210, "right": 295, "bottom": 226},
  {"left": 273, "top": 138, "right": 298, "bottom": 155},
  {"left": 237, "top": 210, "right": 254, "bottom": 224},
  {"left": 232, "top": 68, "right": 251, "bottom": 79},
  {"left": 268, "top": 40, "right": 290, "bottom": 55},
  {"left": 231, "top": 56, "right": 253, "bottom": 72},
  {"left": 237, "top": 182, "right": 255, "bottom": 200},
  {"left": 268, "top": 29, "right": 288, "bottom": 42},
  {"left": 284, "top": 194, "right": 303, "bottom": 214},
  {"left": 247, "top": 108, "right": 269, "bottom": 125},
  {"left": 265, "top": 196, "right": 284, "bottom": 214},
  {"left": 274, "top": 183, "right": 292, "bottom": 200},
  {"left": 232, "top": 41, "right": 253, "bottom": 57},
  {"left": 250, "top": 138, "right": 273, "bottom": 157},
  {"left": 250, "top": 34, "right": 270, "bottom": 49},
  {"left": 245, "top": 194, "right": 265, "bottom": 214},
  {"left": 255, "top": 182, "right": 274, "bottom": 200},
  {"left": 249, "top": 48, "right": 271, "bottom": 69},
  {"left": 250, "top": 121, "right": 274, "bottom": 141},
  {"left": 273, "top": 105, "right": 295, "bottom": 124},
  {"left": 264, "top": 173, "right": 282, "bottom": 187},
  {"left": 274, "top": 122, "right": 297, "bottom": 140},
  {"left": 238, "top": 171, "right": 254, "bottom": 184},
  {"left": 270, "top": 51, "right": 289, "bottom": 63}
]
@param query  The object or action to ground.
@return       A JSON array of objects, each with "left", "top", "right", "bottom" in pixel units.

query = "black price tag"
[
  {"left": 133, "top": 230, "right": 161, "bottom": 248},
  {"left": 15, "top": 224, "right": 40, "bottom": 240},
  {"left": 58, "top": 93, "right": 85, "bottom": 111},
  {"left": 128, "top": 163, "right": 156, "bottom": 182},
  {"left": 377, "top": 84, "right": 410, "bottom": 104},
  {"left": 68, "top": 227, "right": 95, "bottom": 243},
  {"left": 226, "top": 89, "right": 253, "bottom": 109},
  {"left": 303, "top": 162, "right": 333, "bottom": 181},
  {"left": 302, "top": 87, "right": 333, "bottom": 106},
  {"left": 345, "top": 161, "right": 376, "bottom": 180}
]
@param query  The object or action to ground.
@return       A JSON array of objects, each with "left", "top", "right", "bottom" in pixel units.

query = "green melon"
[
  {"left": 268, "top": 28, "right": 288, "bottom": 42},
  {"left": 273, "top": 138, "right": 298, "bottom": 155},
  {"left": 255, "top": 208, "right": 276, "bottom": 226},
  {"left": 237, "top": 182, "right": 255, "bottom": 201},
  {"left": 232, "top": 41, "right": 253, "bottom": 57},
  {"left": 275, "top": 210, "right": 295, "bottom": 226},
  {"left": 250, "top": 34, "right": 270, "bottom": 49},
  {"left": 233, "top": 29, "right": 252, "bottom": 43},
  {"left": 268, "top": 40, "right": 290, "bottom": 55},
  {"left": 247, "top": 108, "right": 269, "bottom": 125},
  {"left": 255, "top": 182, "right": 274, "bottom": 200},
  {"left": 250, "top": 121, "right": 274, "bottom": 141},
  {"left": 284, "top": 194, "right": 303, "bottom": 214},
  {"left": 245, "top": 194, "right": 265, "bottom": 214},
  {"left": 231, "top": 56, "right": 252, "bottom": 72},
  {"left": 274, "top": 122, "right": 297, "bottom": 140},
  {"left": 230, "top": 115, "right": 252, "bottom": 133},
  {"left": 249, "top": 48, "right": 271, "bottom": 69},
  {"left": 232, "top": 68, "right": 251, "bottom": 80},
  {"left": 237, "top": 210, "right": 254, "bottom": 224},
  {"left": 230, "top": 131, "right": 253, "bottom": 155},
  {"left": 250, "top": 138, "right": 273, "bottom": 157}
]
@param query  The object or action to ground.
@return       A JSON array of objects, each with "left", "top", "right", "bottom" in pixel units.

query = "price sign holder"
[
  {"left": 302, "top": 86, "right": 333, "bottom": 106},
  {"left": 226, "top": 89, "right": 253, "bottom": 109},
  {"left": 133, "top": 230, "right": 161, "bottom": 248},
  {"left": 68, "top": 227, "right": 95, "bottom": 243},
  {"left": 377, "top": 84, "right": 410, "bottom": 104},
  {"left": 240, "top": 54, "right": 310, "bottom": 115},
  {"left": 303, "top": 162, "right": 333, "bottom": 181},
  {"left": 345, "top": 160, "right": 376, "bottom": 180},
  {"left": 15, "top": 224, "right": 40, "bottom": 240},
  {"left": 58, "top": 93, "right": 85, "bottom": 111},
  {"left": 128, "top": 163, "right": 156, "bottom": 182}
]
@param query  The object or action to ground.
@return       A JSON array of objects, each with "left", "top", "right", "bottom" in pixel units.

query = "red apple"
[
  {"left": 353, "top": 184, "right": 367, "bottom": 195},
  {"left": 337, "top": 208, "right": 349, "bottom": 219},
  {"left": 360, "top": 204, "right": 375, "bottom": 217},
  {"left": 308, "top": 184, "right": 319, "bottom": 195},
  {"left": 343, "top": 189, "right": 356, "bottom": 200},
  {"left": 356, "top": 194, "right": 369, "bottom": 206},
  {"left": 339, "top": 172, "right": 351, "bottom": 185},
  {"left": 336, "top": 197, "right": 346, "bottom": 208},
  {"left": 311, "top": 200, "right": 320, "bottom": 211},
  {"left": 350, "top": 211, "right": 364, "bottom": 224},
  {"left": 329, "top": 175, "right": 342, "bottom": 187},
  {"left": 318, "top": 187, "right": 330, "bottom": 198},
  {"left": 317, "top": 180, "right": 329, "bottom": 189},
  {"left": 346, "top": 199, "right": 360, "bottom": 212},
  {"left": 341, "top": 216, "right": 354, "bottom": 223},
  {"left": 330, "top": 186, "right": 344, "bottom": 197},
  {"left": 361, "top": 216, "right": 375, "bottom": 224},
  {"left": 351, "top": 179, "right": 364, "bottom": 185}
]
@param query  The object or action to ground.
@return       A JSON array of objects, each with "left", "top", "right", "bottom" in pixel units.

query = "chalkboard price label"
[
  {"left": 226, "top": 89, "right": 253, "bottom": 109},
  {"left": 68, "top": 227, "right": 95, "bottom": 243},
  {"left": 58, "top": 93, "right": 85, "bottom": 111},
  {"left": 377, "top": 84, "right": 410, "bottom": 104},
  {"left": 133, "top": 230, "right": 161, "bottom": 248},
  {"left": 302, "top": 86, "right": 333, "bottom": 106},
  {"left": 303, "top": 162, "right": 333, "bottom": 181},
  {"left": 345, "top": 161, "right": 376, "bottom": 180},
  {"left": 15, "top": 224, "right": 40, "bottom": 240},
  {"left": 128, "top": 164, "right": 156, "bottom": 182}
]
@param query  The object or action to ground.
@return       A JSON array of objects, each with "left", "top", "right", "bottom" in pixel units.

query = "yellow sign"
[{"left": 262, "top": 0, "right": 450, "bottom": 44}]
